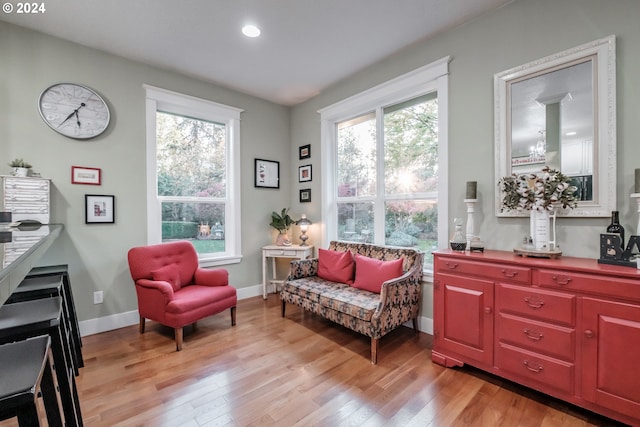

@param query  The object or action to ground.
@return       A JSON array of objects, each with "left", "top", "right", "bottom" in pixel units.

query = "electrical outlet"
[{"left": 93, "top": 291, "right": 104, "bottom": 304}]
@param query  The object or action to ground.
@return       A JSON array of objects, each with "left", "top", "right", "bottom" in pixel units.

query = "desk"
[
  {"left": 262, "top": 245, "right": 313, "bottom": 299},
  {"left": 0, "top": 224, "right": 63, "bottom": 306}
]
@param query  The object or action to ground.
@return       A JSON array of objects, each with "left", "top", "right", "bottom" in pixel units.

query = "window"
[
  {"left": 320, "top": 58, "right": 449, "bottom": 273},
  {"left": 144, "top": 85, "right": 243, "bottom": 266}
]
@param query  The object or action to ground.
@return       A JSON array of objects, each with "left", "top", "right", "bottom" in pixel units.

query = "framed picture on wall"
[
  {"left": 299, "top": 144, "right": 311, "bottom": 160},
  {"left": 72, "top": 166, "right": 101, "bottom": 185},
  {"left": 298, "top": 165, "right": 312, "bottom": 182},
  {"left": 299, "top": 188, "right": 311, "bottom": 203},
  {"left": 255, "top": 159, "right": 280, "bottom": 188},
  {"left": 85, "top": 194, "right": 115, "bottom": 224}
]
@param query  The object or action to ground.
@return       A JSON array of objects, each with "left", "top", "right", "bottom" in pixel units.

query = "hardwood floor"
[{"left": 2, "top": 296, "right": 628, "bottom": 426}]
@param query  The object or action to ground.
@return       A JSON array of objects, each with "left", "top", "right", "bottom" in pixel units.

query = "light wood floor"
[{"left": 3, "top": 296, "right": 628, "bottom": 426}]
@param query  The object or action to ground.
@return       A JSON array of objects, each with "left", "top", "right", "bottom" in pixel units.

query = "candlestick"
[
  {"left": 632, "top": 193, "right": 640, "bottom": 236},
  {"left": 466, "top": 181, "right": 477, "bottom": 199},
  {"left": 464, "top": 198, "right": 477, "bottom": 250},
  {"left": 635, "top": 169, "right": 640, "bottom": 193}
]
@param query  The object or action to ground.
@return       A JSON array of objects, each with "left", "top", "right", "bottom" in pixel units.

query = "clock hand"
[
  {"left": 75, "top": 110, "right": 81, "bottom": 127},
  {"left": 58, "top": 103, "right": 86, "bottom": 128}
]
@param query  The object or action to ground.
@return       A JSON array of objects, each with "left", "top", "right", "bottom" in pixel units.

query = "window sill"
[{"left": 199, "top": 255, "right": 242, "bottom": 268}]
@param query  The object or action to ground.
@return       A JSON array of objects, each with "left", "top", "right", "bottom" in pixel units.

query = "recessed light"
[
  {"left": 566, "top": 131, "right": 577, "bottom": 136},
  {"left": 242, "top": 25, "right": 261, "bottom": 38}
]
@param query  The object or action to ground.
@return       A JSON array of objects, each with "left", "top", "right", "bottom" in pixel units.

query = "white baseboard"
[{"left": 78, "top": 283, "right": 434, "bottom": 336}]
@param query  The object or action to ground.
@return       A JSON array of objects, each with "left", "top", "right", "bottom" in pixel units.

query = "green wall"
[
  {"left": 1, "top": 21, "right": 291, "bottom": 324},
  {"left": 290, "top": 0, "right": 640, "bottom": 321}
]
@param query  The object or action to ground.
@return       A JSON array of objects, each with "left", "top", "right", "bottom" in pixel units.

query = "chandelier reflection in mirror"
[{"left": 529, "top": 130, "right": 546, "bottom": 162}]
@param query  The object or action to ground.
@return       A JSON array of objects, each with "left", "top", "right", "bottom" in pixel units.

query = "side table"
[{"left": 262, "top": 245, "right": 314, "bottom": 299}]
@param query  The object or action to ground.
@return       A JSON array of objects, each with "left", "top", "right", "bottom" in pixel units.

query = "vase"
[
  {"left": 275, "top": 231, "right": 291, "bottom": 246},
  {"left": 530, "top": 209, "right": 551, "bottom": 250}
]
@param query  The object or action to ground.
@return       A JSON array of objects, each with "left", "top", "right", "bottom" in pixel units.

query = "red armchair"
[{"left": 127, "top": 241, "right": 237, "bottom": 351}]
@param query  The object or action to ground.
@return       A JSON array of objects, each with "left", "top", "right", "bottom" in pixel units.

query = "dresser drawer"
[
  {"left": 435, "top": 257, "right": 531, "bottom": 285},
  {"left": 496, "top": 343, "right": 574, "bottom": 395},
  {"left": 4, "top": 177, "right": 49, "bottom": 191},
  {"left": 496, "top": 283, "right": 575, "bottom": 326},
  {"left": 538, "top": 269, "right": 640, "bottom": 301},
  {"left": 496, "top": 313, "right": 575, "bottom": 361}
]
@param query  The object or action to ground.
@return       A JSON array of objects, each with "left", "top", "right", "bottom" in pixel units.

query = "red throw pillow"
[
  {"left": 317, "top": 248, "right": 355, "bottom": 284},
  {"left": 151, "top": 264, "right": 181, "bottom": 291},
  {"left": 352, "top": 254, "right": 404, "bottom": 293}
]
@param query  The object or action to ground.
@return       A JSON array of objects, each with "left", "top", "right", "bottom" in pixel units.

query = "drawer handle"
[
  {"left": 551, "top": 275, "right": 572, "bottom": 285},
  {"left": 484, "top": 306, "right": 492, "bottom": 314},
  {"left": 523, "top": 328, "right": 544, "bottom": 341},
  {"left": 584, "top": 329, "right": 595, "bottom": 339},
  {"left": 501, "top": 269, "right": 518, "bottom": 278},
  {"left": 445, "top": 262, "right": 458, "bottom": 269},
  {"left": 524, "top": 296, "right": 544, "bottom": 309},
  {"left": 523, "top": 360, "right": 544, "bottom": 373}
]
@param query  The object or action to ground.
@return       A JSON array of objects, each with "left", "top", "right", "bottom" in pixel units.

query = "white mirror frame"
[{"left": 494, "top": 35, "right": 616, "bottom": 217}]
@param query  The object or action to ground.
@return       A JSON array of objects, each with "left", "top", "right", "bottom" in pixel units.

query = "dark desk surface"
[{"left": 0, "top": 224, "right": 63, "bottom": 306}]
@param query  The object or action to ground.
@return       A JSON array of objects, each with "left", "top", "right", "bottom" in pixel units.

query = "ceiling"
[{"left": 1, "top": 0, "right": 512, "bottom": 106}]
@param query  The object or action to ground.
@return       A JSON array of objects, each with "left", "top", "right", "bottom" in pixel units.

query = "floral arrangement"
[{"left": 498, "top": 167, "right": 579, "bottom": 212}]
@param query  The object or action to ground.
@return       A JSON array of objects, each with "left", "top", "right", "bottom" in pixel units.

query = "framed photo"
[
  {"left": 85, "top": 194, "right": 115, "bottom": 224},
  {"left": 72, "top": 166, "right": 101, "bottom": 185},
  {"left": 299, "top": 144, "right": 311, "bottom": 160},
  {"left": 298, "top": 165, "right": 312, "bottom": 182},
  {"left": 299, "top": 188, "right": 311, "bottom": 203},
  {"left": 255, "top": 159, "right": 280, "bottom": 188}
]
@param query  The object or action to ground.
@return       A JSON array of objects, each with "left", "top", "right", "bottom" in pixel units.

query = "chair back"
[{"left": 128, "top": 241, "right": 199, "bottom": 285}]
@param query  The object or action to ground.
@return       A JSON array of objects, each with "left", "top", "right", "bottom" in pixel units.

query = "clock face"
[{"left": 38, "top": 83, "right": 110, "bottom": 139}]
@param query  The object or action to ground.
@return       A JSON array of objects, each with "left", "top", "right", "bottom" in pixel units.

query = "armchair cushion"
[
  {"left": 194, "top": 268, "right": 229, "bottom": 286},
  {"left": 352, "top": 254, "right": 404, "bottom": 293},
  {"left": 151, "top": 263, "right": 182, "bottom": 291}
]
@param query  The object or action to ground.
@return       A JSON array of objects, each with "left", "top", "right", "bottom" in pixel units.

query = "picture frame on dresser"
[{"left": 85, "top": 194, "right": 115, "bottom": 224}]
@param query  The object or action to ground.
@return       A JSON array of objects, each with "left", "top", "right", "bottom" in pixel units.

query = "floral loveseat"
[{"left": 280, "top": 241, "right": 424, "bottom": 364}]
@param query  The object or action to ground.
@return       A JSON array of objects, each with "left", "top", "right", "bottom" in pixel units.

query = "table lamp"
[{"left": 296, "top": 214, "right": 312, "bottom": 246}]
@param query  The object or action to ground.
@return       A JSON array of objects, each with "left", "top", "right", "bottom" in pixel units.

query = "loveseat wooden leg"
[
  {"left": 231, "top": 306, "right": 237, "bottom": 326},
  {"left": 281, "top": 300, "right": 286, "bottom": 317},
  {"left": 371, "top": 338, "right": 379, "bottom": 364},
  {"left": 139, "top": 316, "right": 145, "bottom": 334},
  {"left": 412, "top": 317, "right": 419, "bottom": 333},
  {"left": 175, "top": 327, "right": 183, "bottom": 351}
]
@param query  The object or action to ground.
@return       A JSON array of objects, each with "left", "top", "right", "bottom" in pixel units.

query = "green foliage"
[
  {"left": 8, "top": 158, "right": 31, "bottom": 168},
  {"left": 270, "top": 208, "right": 294, "bottom": 232},
  {"left": 162, "top": 221, "right": 198, "bottom": 239}
]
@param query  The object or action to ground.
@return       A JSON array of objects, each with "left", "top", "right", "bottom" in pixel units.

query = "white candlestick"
[
  {"left": 631, "top": 193, "right": 640, "bottom": 235},
  {"left": 464, "top": 198, "right": 477, "bottom": 250}
]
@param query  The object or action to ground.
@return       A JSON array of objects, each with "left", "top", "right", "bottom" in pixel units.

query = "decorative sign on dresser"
[
  {"left": 433, "top": 249, "right": 640, "bottom": 426},
  {"left": 1, "top": 175, "right": 50, "bottom": 224}
]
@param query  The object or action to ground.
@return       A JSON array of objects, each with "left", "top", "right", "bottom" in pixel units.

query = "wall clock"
[{"left": 38, "top": 83, "right": 110, "bottom": 139}]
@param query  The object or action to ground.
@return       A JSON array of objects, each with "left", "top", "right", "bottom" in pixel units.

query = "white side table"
[{"left": 262, "top": 245, "right": 314, "bottom": 299}]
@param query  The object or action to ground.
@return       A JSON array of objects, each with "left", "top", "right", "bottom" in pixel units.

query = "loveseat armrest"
[
  {"left": 195, "top": 268, "right": 229, "bottom": 286},
  {"left": 371, "top": 252, "right": 424, "bottom": 336},
  {"left": 288, "top": 258, "right": 319, "bottom": 280}
]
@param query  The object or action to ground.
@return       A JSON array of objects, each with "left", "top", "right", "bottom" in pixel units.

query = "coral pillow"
[
  {"left": 352, "top": 254, "right": 404, "bottom": 294},
  {"left": 317, "top": 249, "right": 355, "bottom": 284},
  {"left": 151, "top": 264, "right": 181, "bottom": 291}
]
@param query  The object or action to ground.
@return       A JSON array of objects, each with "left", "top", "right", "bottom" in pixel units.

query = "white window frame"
[
  {"left": 318, "top": 57, "right": 450, "bottom": 276},
  {"left": 144, "top": 84, "right": 243, "bottom": 267}
]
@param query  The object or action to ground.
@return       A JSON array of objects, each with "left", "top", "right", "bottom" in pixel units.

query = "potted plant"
[
  {"left": 270, "top": 208, "right": 294, "bottom": 246},
  {"left": 8, "top": 158, "right": 32, "bottom": 177}
]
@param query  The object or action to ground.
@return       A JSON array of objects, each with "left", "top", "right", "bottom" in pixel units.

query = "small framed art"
[
  {"left": 300, "top": 188, "right": 311, "bottom": 203},
  {"left": 72, "top": 166, "right": 101, "bottom": 185},
  {"left": 298, "top": 165, "right": 312, "bottom": 182},
  {"left": 255, "top": 159, "right": 280, "bottom": 188},
  {"left": 299, "top": 144, "right": 311, "bottom": 160},
  {"left": 85, "top": 194, "right": 115, "bottom": 224}
]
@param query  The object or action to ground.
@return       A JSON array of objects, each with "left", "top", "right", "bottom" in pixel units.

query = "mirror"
[{"left": 494, "top": 35, "right": 616, "bottom": 217}]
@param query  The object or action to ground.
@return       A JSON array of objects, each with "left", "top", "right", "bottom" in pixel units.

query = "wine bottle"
[{"left": 606, "top": 211, "right": 625, "bottom": 249}]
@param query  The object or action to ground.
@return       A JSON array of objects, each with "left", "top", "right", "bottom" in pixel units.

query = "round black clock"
[{"left": 38, "top": 83, "right": 110, "bottom": 139}]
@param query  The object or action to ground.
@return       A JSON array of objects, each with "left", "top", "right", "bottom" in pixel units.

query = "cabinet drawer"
[
  {"left": 435, "top": 257, "right": 531, "bottom": 285},
  {"left": 496, "top": 343, "right": 574, "bottom": 395},
  {"left": 496, "top": 283, "right": 575, "bottom": 326},
  {"left": 265, "top": 249, "right": 299, "bottom": 257},
  {"left": 496, "top": 313, "right": 575, "bottom": 361}
]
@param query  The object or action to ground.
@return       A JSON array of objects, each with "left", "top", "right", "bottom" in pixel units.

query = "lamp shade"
[{"left": 296, "top": 214, "right": 312, "bottom": 230}]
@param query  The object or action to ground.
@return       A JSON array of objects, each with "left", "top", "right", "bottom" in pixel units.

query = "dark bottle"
[{"left": 606, "top": 211, "right": 625, "bottom": 248}]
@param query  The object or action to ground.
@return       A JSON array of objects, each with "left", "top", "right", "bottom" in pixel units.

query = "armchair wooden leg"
[
  {"left": 192, "top": 322, "right": 198, "bottom": 331},
  {"left": 231, "top": 306, "right": 236, "bottom": 326},
  {"left": 281, "top": 300, "right": 286, "bottom": 317},
  {"left": 175, "top": 327, "right": 183, "bottom": 351},
  {"left": 371, "top": 338, "right": 379, "bottom": 364},
  {"left": 139, "top": 316, "right": 146, "bottom": 334}
]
